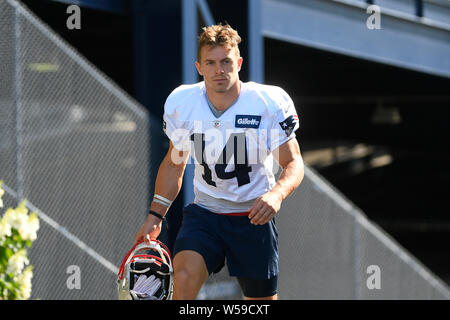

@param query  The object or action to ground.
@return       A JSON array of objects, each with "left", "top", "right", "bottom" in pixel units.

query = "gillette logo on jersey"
[{"left": 235, "top": 115, "right": 261, "bottom": 128}]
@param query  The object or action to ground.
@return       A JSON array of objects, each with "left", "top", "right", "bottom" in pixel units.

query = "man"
[{"left": 134, "top": 24, "right": 304, "bottom": 300}]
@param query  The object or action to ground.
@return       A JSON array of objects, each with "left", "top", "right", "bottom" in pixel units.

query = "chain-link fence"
[
  {"left": 0, "top": 0, "right": 150, "bottom": 299},
  {"left": 278, "top": 166, "right": 450, "bottom": 299},
  {"left": 1, "top": 0, "right": 449, "bottom": 300}
]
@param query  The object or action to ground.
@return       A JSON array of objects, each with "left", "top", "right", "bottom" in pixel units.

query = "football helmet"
[{"left": 117, "top": 239, "right": 173, "bottom": 300}]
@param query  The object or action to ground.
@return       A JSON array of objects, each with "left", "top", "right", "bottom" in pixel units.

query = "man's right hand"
[{"left": 134, "top": 215, "right": 163, "bottom": 245}]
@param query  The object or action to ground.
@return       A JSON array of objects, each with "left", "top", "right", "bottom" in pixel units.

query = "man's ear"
[
  {"left": 195, "top": 61, "right": 203, "bottom": 76},
  {"left": 237, "top": 56, "right": 243, "bottom": 72}
]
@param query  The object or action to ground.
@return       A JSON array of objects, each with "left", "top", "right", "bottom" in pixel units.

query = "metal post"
[
  {"left": 248, "top": 0, "right": 264, "bottom": 83},
  {"left": 182, "top": 0, "right": 198, "bottom": 85},
  {"left": 14, "top": 6, "right": 24, "bottom": 200},
  {"left": 415, "top": 0, "right": 424, "bottom": 17},
  {"left": 197, "top": 0, "right": 215, "bottom": 27},
  {"left": 353, "top": 212, "right": 362, "bottom": 299},
  {"left": 181, "top": 0, "right": 199, "bottom": 205}
]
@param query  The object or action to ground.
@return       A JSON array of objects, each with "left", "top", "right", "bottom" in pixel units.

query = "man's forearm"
[
  {"left": 149, "top": 156, "right": 186, "bottom": 216},
  {"left": 271, "top": 157, "right": 304, "bottom": 201}
]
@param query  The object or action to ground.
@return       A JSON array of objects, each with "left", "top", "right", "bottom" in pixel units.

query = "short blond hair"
[{"left": 197, "top": 23, "right": 241, "bottom": 62}]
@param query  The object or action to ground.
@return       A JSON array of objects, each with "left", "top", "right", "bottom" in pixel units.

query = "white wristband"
[{"left": 153, "top": 194, "right": 172, "bottom": 207}]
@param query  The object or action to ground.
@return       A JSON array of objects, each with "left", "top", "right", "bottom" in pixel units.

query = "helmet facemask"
[{"left": 118, "top": 240, "right": 173, "bottom": 300}]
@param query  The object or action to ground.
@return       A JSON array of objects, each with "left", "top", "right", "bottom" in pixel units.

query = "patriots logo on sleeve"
[
  {"left": 279, "top": 115, "right": 298, "bottom": 137},
  {"left": 162, "top": 120, "right": 167, "bottom": 132}
]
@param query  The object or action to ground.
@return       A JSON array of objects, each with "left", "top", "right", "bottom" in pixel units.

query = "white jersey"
[{"left": 163, "top": 81, "right": 299, "bottom": 213}]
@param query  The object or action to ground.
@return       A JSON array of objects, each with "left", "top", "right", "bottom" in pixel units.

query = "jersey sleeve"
[
  {"left": 268, "top": 89, "right": 300, "bottom": 152},
  {"left": 162, "top": 95, "right": 191, "bottom": 152}
]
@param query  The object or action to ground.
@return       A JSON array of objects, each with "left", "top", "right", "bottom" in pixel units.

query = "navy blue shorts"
[{"left": 173, "top": 203, "right": 279, "bottom": 298}]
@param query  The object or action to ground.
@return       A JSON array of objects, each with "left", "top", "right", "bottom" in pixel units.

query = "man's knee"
[
  {"left": 174, "top": 267, "right": 198, "bottom": 287},
  {"left": 173, "top": 250, "right": 208, "bottom": 299},
  {"left": 174, "top": 252, "right": 207, "bottom": 283}
]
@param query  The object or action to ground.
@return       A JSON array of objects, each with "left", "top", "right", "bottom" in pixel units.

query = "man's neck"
[{"left": 205, "top": 80, "right": 241, "bottom": 111}]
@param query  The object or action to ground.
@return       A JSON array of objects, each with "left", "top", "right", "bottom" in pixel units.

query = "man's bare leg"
[{"left": 172, "top": 250, "right": 209, "bottom": 300}]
